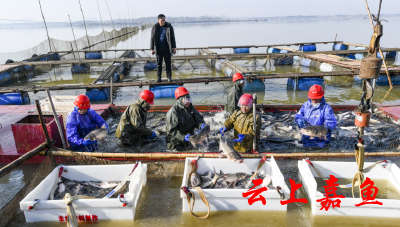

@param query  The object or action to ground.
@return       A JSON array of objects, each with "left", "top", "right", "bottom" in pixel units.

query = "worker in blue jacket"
[
  {"left": 66, "top": 95, "right": 108, "bottom": 152},
  {"left": 295, "top": 85, "right": 337, "bottom": 148}
]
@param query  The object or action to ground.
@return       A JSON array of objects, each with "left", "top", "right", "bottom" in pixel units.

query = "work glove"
[
  {"left": 184, "top": 135, "right": 191, "bottom": 142},
  {"left": 234, "top": 134, "right": 245, "bottom": 142},
  {"left": 83, "top": 139, "right": 97, "bottom": 146},
  {"left": 297, "top": 119, "right": 306, "bottom": 128},
  {"left": 220, "top": 127, "right": 227, "bottom": 136},
  {"left": 147, "top": 131, "right": 157, "bottom": 139},
  {"left": 199, "top": 123, "right": 206, "bottom": 131}
]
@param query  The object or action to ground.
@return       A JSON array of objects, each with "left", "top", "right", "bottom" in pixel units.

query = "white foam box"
[
  {"left": 20, "top": 163, "right": 147, "bottom": 222},
  {"left": 180, "top": 157, "right": 290, "bottom": 212},
  {"left": 298, "top": 159, "right": 400, "bottom": 217}
]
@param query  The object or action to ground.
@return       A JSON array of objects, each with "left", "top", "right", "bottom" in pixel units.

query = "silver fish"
[
  {"left": 219, "top": 134, "right": 243, "bottom": 164},
  {"left": 190, "top": 172, "right": 202, "bottom": 187},
  {"left": 300, "top": 125, "right": 328, "bottom": 140},
  {"left": 188, "top": 124, "right": 211, "bottom": 147},
  {"left": 84, "top": 125, "right": 108, "bottom": 141}
]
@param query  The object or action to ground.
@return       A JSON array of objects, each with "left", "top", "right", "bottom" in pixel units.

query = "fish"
[
  {"left": 300, "top": 125, "right": 328, "bottom": 140},
  {"left": 188, "top": 124, "right": 211, "bottom": 147},
  {"left": 84, "top": 124, "right": 108, "bottom": 141},
  {"left": 209, "top": 167, "right": 220, "bottom": 188},
  {"left": 88, "top": 181, "right": 118, "bottom": 189},
  {"left": 218, "top": 134, "right": 244, "bottom": 164},
  {"left": 261, "top": 174, "right": 272, "bottom": 187},
  {"left": 190, "top": 172, "right": 202, "bottom": 187},
  {"left": 58, "top": 183, "right": 66, "bottom": 193}
]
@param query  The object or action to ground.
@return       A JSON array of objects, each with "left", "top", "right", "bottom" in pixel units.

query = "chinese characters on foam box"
[{"left": 242, "top": 176, "right": 383, "bottom": 210}]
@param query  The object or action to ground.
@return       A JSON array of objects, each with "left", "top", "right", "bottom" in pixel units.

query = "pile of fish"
[
  {"left": 190, "top": 168, "right": 272, "bottom": 189},
  {"left": 53, "top": 176, "right": 128, "bottom": 200}
]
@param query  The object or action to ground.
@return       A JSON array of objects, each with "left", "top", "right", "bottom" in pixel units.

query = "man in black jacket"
[{"left": 150, "top": 14, "right": 176, "bottom": 82}]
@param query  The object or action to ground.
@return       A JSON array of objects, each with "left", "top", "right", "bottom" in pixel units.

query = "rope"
[
  {"left": 181, "top": 186, "right": 210, "bottom": 219},
  {"left": 352, "top": 142, "right": 365, "bottom": 198},
  {"left": 250, "top": 156, "right": 267, "bottom": 179},
  {"left": 64, "top": 193, "right": 96, "bottom": 227}
]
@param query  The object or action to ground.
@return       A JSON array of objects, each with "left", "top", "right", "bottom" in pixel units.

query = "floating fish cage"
[
  {"left": 298, "top": 159, "right": 400, "bottom": 217},
  {"left": 180, "top": 157, "right": 290, "bottom": 212},
  {"left": 20, "top": 163, "right": 147, "bottom": 222}
]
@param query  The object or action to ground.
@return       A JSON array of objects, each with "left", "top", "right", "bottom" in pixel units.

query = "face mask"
[
  {"left": 312, "top": 103, "right": 319, "bottom": 108},
  {"left": 142, "top": 101, "right": 151, "bottom": 111},
  {"left": 182, "top": 97, "right": 193, "bottom": 105}
]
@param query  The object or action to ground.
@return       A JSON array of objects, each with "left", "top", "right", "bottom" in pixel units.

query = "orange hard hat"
[
  {"left": 238, "top": 94, "right": 253, "bottom": 106},
  {"left": 232, "top": 73, "right": 245, "bottom": 82},
  {"left": 175, "top": 87, "right": 190, "bottom": 100},
  {"left": 139, "top": 90, "right": 155, "bottom": 105},
  {"left": 308, "top": 85, "right": 325, "bottom": 99},
  {"left": 74, "top": 94, "right": 91, "bottom": 109}
]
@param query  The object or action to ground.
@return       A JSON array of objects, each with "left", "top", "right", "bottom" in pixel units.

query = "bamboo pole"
[
  {"left": 37, "top": 0, "right": 52, "bottom": 52},
  {"left": 46, "top": 89, "right": 67, "bottom": 149},
  {"left": 35, "top": 100, "right": 51, "bottom": 146},
  {"left": 68, "top": 15, "right": 80, "bottom": 60},
  {"left": 0, "top": 72, "right": 358, "bottom": 94},
  {"left": 78, "top": 0, "right": 91, "bottom": 50},
  {"left": 39, "top": 150, "right": 400, "bottom": 159},
  {"left": 0, "top": 143, "right": 48, "bottom": 179},
  {"left": 96, "top": 0, "right": 107, "bottom": 45}
]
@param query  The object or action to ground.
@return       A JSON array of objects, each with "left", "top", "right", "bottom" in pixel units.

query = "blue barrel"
[
  {"left": 24, "top": 65, "right": 32, "bottom": 71},
  {"left": 38, "top": 53, "right": 60, "bottom": 61},
  {"left": 13, "top": 67, "right": 21, "bottom": 73},
  {"left": 86, "top": 87, "right": 111, "bottom": 101},
  {"left": 85, "top": 52, "right": 103, "bottom": 59},
  {"left": 300, "top": 58, "right": 312, "bottom": 67},
  {"left": 266, "top": 47, "right": 281, "bottom": 53},
  {"left": 280, "top": 50, "right": 291, "bottom": 54},
  {"left": 354, "top": 47, "right": 367, "bottom": 60},
  {"left": 299, "top": 44, "right": 316, "bottom": 52},
  {"left": 71, "top": 63, "right": 90, "bottom": 74},
  {"left": 233, "top": 48, "right": 250, "bottom": 54},
  {"left": 0, "top": 72, "right": 11, "bottom": 85},
  {"left": 215, "top": 61, "right": 222, "bottom": 72},
  {"left": 332, "top": 44, "right": 349, "bottom": 51},
  {"left": 287, "top": 78, "right": 324, "bottom": 91},
  {"left": 150, "top": 85, "right": 180, "bottom": 98},
  {"left": 113, "top": 73, "right": 121, "bottom": 82},
  {"left": 224, "top": 67, "right": 233, "bottom": 77},
  {"left": 377, "top": 49, "right": 397, "bottom": 59},
  {"left": 243, "top": 79, "right": 265, "bottom": 92},
  {"left": 0, "top": 92, "right": 30, "bottom": 105},
  {"left": 144, "top": 61, "right": 157, "bottom": 70},
  {"left": 375, "top": 75, "right": 400, "bottom": 86}
]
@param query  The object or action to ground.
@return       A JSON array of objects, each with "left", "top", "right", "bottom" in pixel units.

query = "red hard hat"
[
  {"left": 232, "top": 73, "right": 245, "bottom": 82},
  {"left": 175, "top": 87, "right": 190, "bottom": 100},
  {"left": 139, "top": 90, "right": 155, "bottom": 105},
  {"left": 308, "top": 85, "right": 325, "bottom": 99},
  {"left": 74, "top": 94, "right": 91, "bottom": 109},
  {"left": 238, "top": 94, "right": 253, "bottom": 106}
]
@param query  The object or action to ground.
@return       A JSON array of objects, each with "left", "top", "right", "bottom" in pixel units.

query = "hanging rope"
[
  {"left": 250, "top": 156, "right": 267, "bottom": 179},
  {"left": 64, "top": 193, "right": 96, "bottom": 227},
  {"left": 181, "top": 186, "right": 210, "bottom": 219},
  {"left": 352, "top": 142, "right": 365, "bottom": 198}
]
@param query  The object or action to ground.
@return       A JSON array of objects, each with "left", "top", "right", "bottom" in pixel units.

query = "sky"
[{"left": 0, "top": 0, "right": 399, "bottom": 23}]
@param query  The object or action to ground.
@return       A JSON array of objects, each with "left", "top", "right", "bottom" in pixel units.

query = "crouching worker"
[
  {"left": 67, "top": 95, "right": 108, "bottom": 152},
  {"left": 220, "top": 94, "right": 261, "bottom": 153},
  {"left": 166, "top": 87, "right": 206, "bottom": 151},
  {"left": 115, "top": 90, "right": 157, "bottom": 145},
  {"left": 295, "top": 85, "right": 337, "bottom": 148}
]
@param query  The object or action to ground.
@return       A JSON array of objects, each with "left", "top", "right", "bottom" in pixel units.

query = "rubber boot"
[
  {"left": 167, "top": 75, "right": 173, "bottom": 82},
  {"left": 156, "top": 75, "right": 161, "bottom": 83}
]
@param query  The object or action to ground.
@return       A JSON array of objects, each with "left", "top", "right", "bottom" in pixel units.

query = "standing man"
[
  {"left": 295, "top": 85, "right": 337, "bottom": 148},
  {"left": 115, "top": 90, "right": 157, "bottom": 145},
  {"left": 166, "top": 87, "right": 206, "bottom": 151},
  {"left": 150, "top": 14, "right": 176, "bottom": 83},
  {"left": 225, "top": 73, "right": 246, "bottom": 116}
]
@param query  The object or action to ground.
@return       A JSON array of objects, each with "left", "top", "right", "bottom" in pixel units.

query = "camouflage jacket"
[{"left": 225, "top": 81, "right": 244, "bottom": 116}]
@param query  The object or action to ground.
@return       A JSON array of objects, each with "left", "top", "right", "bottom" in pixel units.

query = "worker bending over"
[
  {"left": 220, "top": 94, "right": 261, "bottom": 153},
  {"left": 295, "top": 85, "right": 337, "bottom": 148},
  {"left": 67, "top": 95, "right": 108, "bottom": 152},
  {"left": 225, "top": 73, "right": 246, "bottom": 117},
  {"left": 166, "top": 87, "right": 206, "bottom": 151},
  {"left": 115, "top": 90, "right": 157, "bottom": 145}
]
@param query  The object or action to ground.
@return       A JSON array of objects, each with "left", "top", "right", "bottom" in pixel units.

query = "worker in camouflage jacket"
[
  {"left": 115, "top": 90, "right": 157, "bottom": 145},
  {"left": 166, "top": 87, "right": 206, "bottom": 151},
  {"left": 225, "top": 73, "right": 246, "bottom": 116},
  {"left": 221, "top": 94, "right": 261, "bottom": 153}
]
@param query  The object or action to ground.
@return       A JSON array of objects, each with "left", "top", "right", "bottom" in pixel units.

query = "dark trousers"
[{"left": 156, "top": 48, "right": 172, "bottom": 79}]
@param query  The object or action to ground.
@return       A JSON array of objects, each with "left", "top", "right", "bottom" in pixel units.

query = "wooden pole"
[
  {"left": 364, "top": 0, "right": 375, "bottom": 30},
  {"left": 35, "top": 100, "right": 51, "bottom": 146},
  {"left": 96, "top": 0, "right": 107, "bottom": 45},
  {"left": 39, "top": 149, "right": 400, "bottom": 159},
  {"left": 379, "top": 45, "right": 393, "bottom": 89},
  {"left": 0, "top": 142, "right": 48, "bottom": 179},
  {"left": 37, "top": 0, "right": 52, "bottom": 52},
  {"left": 104, "top": 0, "right": 116, "bottom": 57},
  {"left": 46, "top": 89, "right": 67, "bottom": 149},
  {"left": 78, "top": 0, "right": 91, "bottom": 50},
  {"left": 70, "top": 42, "right": 76, "bottom": 60}
]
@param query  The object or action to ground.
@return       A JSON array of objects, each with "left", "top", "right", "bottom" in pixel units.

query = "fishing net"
[{"left": 0, "top": 25, "right": 154, "bottom": 64}]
